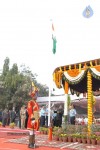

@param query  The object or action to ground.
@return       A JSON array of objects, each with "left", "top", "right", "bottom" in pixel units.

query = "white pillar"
[{"left": 64, "top": 94, "right": 68, "bottom": 116}]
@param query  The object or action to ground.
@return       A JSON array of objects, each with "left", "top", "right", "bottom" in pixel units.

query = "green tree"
[
  {"left": 2, "top": 57, "right": 9, "bottom": 76},
  {"left": 0, "top": 58, "right": 49, "bottom": 109}
]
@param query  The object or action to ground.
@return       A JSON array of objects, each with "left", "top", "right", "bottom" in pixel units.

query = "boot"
[
  {"left": 32, "top": 134, "right": 35, "bottom": 148},
  {"left": 32, "top": 134, "right": 39, "bottom": 148},
  {"left": 28, "top": 135, "right": 34, "bottom": 149}
]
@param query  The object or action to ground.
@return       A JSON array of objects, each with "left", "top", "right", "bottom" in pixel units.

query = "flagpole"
[
  {"left": 48, "top": 19, "right": 56, "bottom": 127},
  {"left": 48, "top": 82, "right": 51, "bottom": 126}
]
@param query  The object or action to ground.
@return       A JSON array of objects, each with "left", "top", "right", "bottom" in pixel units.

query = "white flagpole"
[
  {"left": 48, "top": 19, "right": 56, "bottom": 127},
  {"left": 48, "top": 83, "right": 51, "bottom": 126},
  {"left": 48, "top": 68, "right": 53, "bottom": 127}
]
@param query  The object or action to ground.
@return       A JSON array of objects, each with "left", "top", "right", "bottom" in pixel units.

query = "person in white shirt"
[
  {"left": 78, "top": 116, "right": 83, "bottom": 125},
  {"left": 40, "top": 105, "right": 46, "bottom": 127},
  {"left": 84, "top": 117, "right": 88, "bottom": 125},
  {"left": 69, "top": 104, "right": 77, "bottom": 125}
]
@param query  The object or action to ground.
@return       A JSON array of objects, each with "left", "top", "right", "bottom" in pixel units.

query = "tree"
[
  {"left": 2, "top": 57, "right": 9, "bottom": 76},
  {"left": 0, "top": 58, "right": 49, "bottom": 109}
]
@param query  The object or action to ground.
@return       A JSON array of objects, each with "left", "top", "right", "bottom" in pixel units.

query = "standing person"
[
  {"left": 0, "top": 109, "right": 2, "bottom": 122},
  {"left": 56, "top": 105, "right": 64, "bottom": 127},
  {"left": 25, "top": 107, "right": 28, "bottom": 128},
  {"left": 10, "top": 108, "right": 16, "bottom": 123},
  {"left": 20, "top": 105, "right": 26, "bottom": 129},
  {"left": 7, "top": 110, "right": 10, "bottom": 126},
  {"left": 52, "top": 107, "right": 57, "bottom": 127},
  {"left": 27, "top": 84, "right": 40, "bottom": 149},
  {"left": 45, "top": 105, "right": 48, "bottom": 127},
  {"left": 57, "top": 105, "right": 64, "bottom": 127},
  {"left": 40, "top": 105, "right": 46, "bottom": 127},
  {"left": 2, "top": 108, "right": 8, "bottom": 127},
  {"left": 69, "top": 104, "right": 77, "bottom": 125},
  {"left": 18, "top": 109, "right": 21, "bottom": 128}
]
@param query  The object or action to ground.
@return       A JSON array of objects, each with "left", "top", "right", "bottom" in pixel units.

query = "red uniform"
[
  {"left": 27, "top": 99, "right": 39, "bottom": 131},
  {"left": 27, "top": 84, "right": 39, "bottom": 149}
]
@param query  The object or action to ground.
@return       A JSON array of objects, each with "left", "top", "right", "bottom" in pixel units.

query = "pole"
[
  {"left": 48, "top": 84, "right": 51, "bottom": 126},
  {"left": 48, "top": 79, "right": 53, "bottom": 141},
  {"left": 64, "top": 94, "right": 68, "bottom": 124}
]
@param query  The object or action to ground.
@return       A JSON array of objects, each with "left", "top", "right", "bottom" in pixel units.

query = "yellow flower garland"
[{"left": 87, "top": 71, "right": 93, "bottom": 135}]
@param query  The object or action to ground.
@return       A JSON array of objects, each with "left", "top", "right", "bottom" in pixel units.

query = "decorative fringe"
[
  {"left": 84, "top": 63, "right": 87, "bottom": 69},
  {"left": 74, "top": 64, "right": 76, "bottom": 69},
  {"left": 64, "top": 66, "right": 66, "bottom": 71},
  {"left": 79, "top": 63, "right": 81, "bottom": 72},
  {"left": 95, "top": 60, "right": 97, "bottom": 66},
  {"left": 69, "top": 65, "right": 71, "bottom": 70},
  {"left": 90, "top": 61, "right": 93, "bottom": 67}
]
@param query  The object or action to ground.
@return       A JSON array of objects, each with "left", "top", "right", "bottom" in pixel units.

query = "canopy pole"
[
  {"left": 64, "top": 94, "right": 68, "bottom": 123},
  {"left": 64, "top": 81, "right": 69, "bottom": 124}
]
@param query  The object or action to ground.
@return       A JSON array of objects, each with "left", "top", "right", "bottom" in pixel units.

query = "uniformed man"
[{"left": 27, "top": 85, "right": 39, "bottom": 149}]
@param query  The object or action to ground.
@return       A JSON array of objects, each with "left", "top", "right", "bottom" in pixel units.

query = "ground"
[{"left": 0, "top": 126, "right": 100, "bottom": 150}]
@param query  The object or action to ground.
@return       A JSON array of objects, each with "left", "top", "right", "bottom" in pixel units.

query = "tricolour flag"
[
  {"left": 52, "top": 23, "right": 57, "bottom": 54},
  {"left": 52, "top": 23, "right": 54, "bottom": 31}
]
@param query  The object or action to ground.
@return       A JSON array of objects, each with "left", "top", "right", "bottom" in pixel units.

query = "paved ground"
[
  {"left": 0, "top": 127, "right": 100, "bottom": 150},
  {"left": 7, "top": 134, "right": 100, "bottom": 150}
]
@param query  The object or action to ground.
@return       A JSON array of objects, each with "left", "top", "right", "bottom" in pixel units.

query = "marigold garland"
[
  {"left": 53, "top": 70, "right": 63, "bottom": 88},
  {"left": 53, "top": 72, "right": 58, "bottom": 87},
  {"left": 79, "top": 63, "right": 81, "bottom": 72},
  {"left": 64, "top": 81, "right": 69, "bottom": 94},
  {"left": 94, "top": 65, "right": 100, "bottom": 72},
  {"left": 67, "top": 69, "right": 80, "bottom": 77},
  {"left": 87, "top": 71, "right": 93, "bottom": 135}
]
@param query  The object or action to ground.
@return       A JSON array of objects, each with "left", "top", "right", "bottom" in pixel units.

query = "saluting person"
[{"left": 27, "top": 84, "right": 40, "bottom": 149}]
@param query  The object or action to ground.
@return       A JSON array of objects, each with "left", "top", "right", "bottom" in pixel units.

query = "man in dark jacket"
[
  {"left": 56, "top": 105, "right": 64, "bottom": 127},
  {"left": 10, "top": 108, "right": 16, "bottom": 123},
  {"left": 2, "top": 108, "right": 8, "bottom": 127}
]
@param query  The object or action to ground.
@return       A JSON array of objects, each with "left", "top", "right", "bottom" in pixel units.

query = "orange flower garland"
[
  {"left": 67, "top": 69, "right": 80, "bottom": 77},
  {"left": 64, "top": 81, "right": 69, "bottom": 94},
  {"left": 53, "top": 70, "right": 63, "bottom": 88},
  {"left": 94, "top": 66, "right": 100, "bottom": 72}
]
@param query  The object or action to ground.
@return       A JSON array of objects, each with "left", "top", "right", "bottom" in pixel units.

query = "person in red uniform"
[{"left": 27, "top": 85, "right": 40, "bottom": 149}]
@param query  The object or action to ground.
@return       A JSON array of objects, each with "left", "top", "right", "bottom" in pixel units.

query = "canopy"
[
  {"left": 53, "top": 58, "right": 100, "bottom": 95},
  {"left": 53, "top": 58, "right": 100, "bottom": 134}
]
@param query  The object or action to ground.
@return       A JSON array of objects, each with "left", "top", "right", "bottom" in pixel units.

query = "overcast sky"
[{"left": 0, "top": 0, "right": 100, "bottom": 93}]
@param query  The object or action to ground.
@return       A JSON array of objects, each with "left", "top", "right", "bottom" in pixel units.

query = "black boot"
[
  {"left": 28, "top": 135, "right": 34, "bottom": 149},
  {"left": 28, "top": 143, "right": 34, "bottom": 148},
  {"left": 32, "top": 134, "right": 35, "bottom": 148}
]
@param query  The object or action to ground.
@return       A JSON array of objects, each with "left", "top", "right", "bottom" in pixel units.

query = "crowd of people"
[
  {"left": 0, "top": 106, "right": 28, "bottom": 129},
  {"left": 39, "top": 104, "right": 64, "bottom": 127},
  {"left": 0, "top": 108, "right": 16, "bottom": 127},
  {"left": 0, "top": 100, "right": 99, "bottom": 149},
  {"left": 0, "top": 103, "right": 99, "bottom": 129},
  {"left": 0, "top": 103, "right": 76, "bottom": 129},
  {"left": 75, "top": 115, "right": 88, "bottom": 125}
]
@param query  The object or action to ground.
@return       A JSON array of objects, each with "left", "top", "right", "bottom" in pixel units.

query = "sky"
[{"left": 0, "top": 0, "right": 100, "bottom": 93}]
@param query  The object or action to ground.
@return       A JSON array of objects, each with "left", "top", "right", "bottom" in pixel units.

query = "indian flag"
[{"left": 52, "top": 23, "right": 57, "bottom": 54}]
